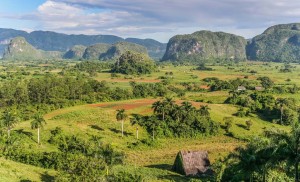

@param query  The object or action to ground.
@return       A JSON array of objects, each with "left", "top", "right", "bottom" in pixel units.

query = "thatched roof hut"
[{"left": 172, "top": 150, "right": 213, "bottom": 176}]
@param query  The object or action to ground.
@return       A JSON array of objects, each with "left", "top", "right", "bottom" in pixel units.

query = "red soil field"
[{"left": 90, "top": 98, "right": 207, "bottom": 111}]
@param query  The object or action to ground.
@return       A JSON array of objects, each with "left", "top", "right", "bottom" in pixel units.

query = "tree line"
[{"left": 129, "top": 98, "right": 219, "bottom": 138}]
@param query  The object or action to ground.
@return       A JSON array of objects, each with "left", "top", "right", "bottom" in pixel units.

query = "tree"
[
  {"left": 116, "top": 109, "right": 127, "bottom": 137},
  {"left": 148, "top": 116, "right": 160, "bottom": 140},
  {"left": 31, "top": 112, "right": 46, "bottom": 144},
  {"left": 181, "top": 101, "right": 193, "bottom": 112},
  {"left": 111, "top": 51, "right": 156, "bottom": 75},
  {"left": 199, "top": 105, "right": 210, "bottom": 117},
  {"left": 276, "top": 98, "right": 285, "bottom": 125},
  {"left": 246, "top": 120, "right": 253, "bottom": 130},
  {"left": 267, "top": 123, "right": 300, "bottom": 182},
  {"left": 0, "top": 109, "right": 19, "bottom": 138},
  {"left": 152, "top": 101, "right": 165, "bottom": 121},
  {"left": 163, "top": 97, "right": 175, "bottom": 115},
  {"left": 257, "top": 76, "right": 274, "bottom": 90},
  {"left": 223, "top": 117, "right": 233, "bottom": 133}
]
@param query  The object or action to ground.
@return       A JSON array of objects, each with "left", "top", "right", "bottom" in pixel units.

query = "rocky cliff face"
[
  {"left": 247, "top": 23, "right": 300, "bottom": 62},
  {"left": 125, "top": 38, "right": 166, "bottom": 60},
  {"left": 63, "top": 45, "right": 87, "bottom": 59},
  {"left": 3, "top": 37, "right": 62, "bottom": 60},
  {"left": 100, "top": 42, "right": 148, "bottom": 60},
  {"left": 162, "top": 30, "right": 247, "bottom": 62},
  {"left": 82, "top": 44, "right": 111, "bottom": 60}
]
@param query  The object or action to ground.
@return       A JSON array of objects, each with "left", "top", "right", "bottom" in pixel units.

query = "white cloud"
[{"left": 1, "top": 0, "right": 300, "bottom": 42}]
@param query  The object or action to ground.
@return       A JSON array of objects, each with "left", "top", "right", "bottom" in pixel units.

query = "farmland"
[{"left": 0, "top": 59, "right": 296, "bottom": 181}]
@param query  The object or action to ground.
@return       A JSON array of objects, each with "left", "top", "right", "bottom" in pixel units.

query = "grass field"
[
  {"left": 0, "top": 157, "right": 56, "bottom": 181},
  {"left": 0, "top": 61, "right": 297, "bottom": 181}
]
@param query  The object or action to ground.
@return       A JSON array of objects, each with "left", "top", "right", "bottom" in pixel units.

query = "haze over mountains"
[
  {"left": 0, "top": 28, "right": 166, "bottom": 60},
  {"left": 2, "top": 23, "right": 300, "bottom": 62}
]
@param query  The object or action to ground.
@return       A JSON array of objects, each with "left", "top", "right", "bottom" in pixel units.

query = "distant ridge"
[
  {"left": 247, "top": 23, "right": 300, "bottom": 62},
  {"left": 3, "top": 37, "right": 150, "bottom": 61},
  {"left": 0, "top": 28, "right": 166, "bottom": 60}
]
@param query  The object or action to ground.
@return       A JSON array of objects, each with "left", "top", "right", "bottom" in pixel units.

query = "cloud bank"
[{"left": 2, "top": 0, "right": 300, "bottom": 42}]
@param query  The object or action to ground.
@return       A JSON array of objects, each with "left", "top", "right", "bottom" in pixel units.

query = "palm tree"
[
  {"left": 163, "top": 97, "right": 175, "bottom": 111},
  {"left": 130, "top": 114, "right": 143, "bottom": 139},
  {"left": 199, "top": 105, "right": 210, "bottom": 117},
  {"left": 1, "top": 109, "right": 19, "bottom": 138},
  {"left": 181, "top": 101, "right": 193, "bottom": 112},
  {"left": 268, "top": 123, "right": 300, "bottom": 182},
  {"left": 116, "top": 109, "right": 127, "bottom": 137},
  {"left": 276, "top": 98, "right": 285, "bottom": 125},
  {"left": 31, "top": 113, "right": 46, "bottom": 145},
  {"left": 172, "top": 105, "right": 184, "bottom": 123},
  {"left": 229, "top": 137, "right": 272, "bottom": 182},
  {"left": 148, "top": 116, "right": 159, "bottom": 140},
  {"left": 152, "top": 101, "right": 165, "bottom": 121}
]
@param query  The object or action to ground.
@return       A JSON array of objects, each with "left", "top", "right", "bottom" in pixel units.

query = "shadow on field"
[
  {"left": 236, "top": 123, "right": 247, "bottom": 130},
  {"left": 157, "top": 174, "right": 191, "bottom": 182},
  {"left": 109, "top": 128, "right": 133, "bottom": 136},
  {"left": 15, "top": 129, "right": 33, "bottom": 137},
  {"left": 146, "top": 164, "right": 173, "bottom": 170},
  {"left": 40, "top": 171, "right": 55, "bottom": 182},
  {"left": 146, "top": 164, "right": 193, "bottom": 182},
  {"left": 89, "top": 125, "right": 104, "bottom": 131},
  {"left": 20, "top": 180, "right": 32, "bottom": 182}
]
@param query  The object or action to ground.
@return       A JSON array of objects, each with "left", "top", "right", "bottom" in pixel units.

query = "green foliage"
[
  {"left": 247, "top": 23, "right": 300, "bottom": 62},
  {"left": 82, "top": 43, "right": 111, "bottom": 60},
  {"left": 245, "top": 120, "right": 252, "bottom": 130},
  {"left": 131, "top": 98, "right": 219, "bottom": 138},
  {"left": 195, "top": 63, "right": 214, "bottom": 71},
  {"left": 3, "top": 37, "right": 63, "bottom": 60},
  {"left": 111, "top": 51, "right": 157, "bottom": 75},
  {"left": 223, "top": 123, "right": 300, "bottom": 181},
  {"left": 63, "top": 45, "right": 87, "bottom": 59},
  {"left": 3, "top": 129, "right": 124, "bottom": 181},
  {"left": 257, "top": 76, "right": 274, "bottom": 89},
  {"left": 72, "top": 61, "right": 113, "bottom": 76},
  {"left": 223, "top": 117, "right": 233, "bottom": 133},
  {"left": 162, "top": 30, "right": 247, "bottom": 62}
]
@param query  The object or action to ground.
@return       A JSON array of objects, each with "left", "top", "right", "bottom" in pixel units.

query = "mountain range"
[
  {"left": 2, "top": 23, "right": 300, "bottom": 62},
  {"left": 0, "top": 28, "right": 166, "bottom": 60}
]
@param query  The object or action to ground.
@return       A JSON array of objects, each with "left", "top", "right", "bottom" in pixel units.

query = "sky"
[{"left": 0, "top": 0, "right": 300, "bottom": 42}]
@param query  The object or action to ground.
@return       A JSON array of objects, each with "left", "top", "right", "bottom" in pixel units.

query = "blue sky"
[{"left": 1, "top": 0, "right": 300, "bottom": 42}]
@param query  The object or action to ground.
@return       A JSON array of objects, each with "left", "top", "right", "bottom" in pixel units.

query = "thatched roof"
[
  {"left": 255, "top": 86, "right": 264, "bottom": 91},
  {"left": 172, "top": 150, "right": 213, "bottom": 176},
  {"left": 237, "top": 86, "right": 246, "bottom": 91}
]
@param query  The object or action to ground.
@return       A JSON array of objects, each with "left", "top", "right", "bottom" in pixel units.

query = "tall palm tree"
[
  {"left": 152, "top": 101, "right": 165, "bottom": 121},
  {"left": 268, "top": 123, "right": 300, "bottom": 182},
  {"left": 1, "top": 109, "right": 19, "bottom": 138},
  {"left": 31, "top": 113, "right": 46, "bottom": 145},
  {"left": 276, "top": 98, "right": 285, "bottom": 125},
  {"left": 172, "top": 105, "right": 184, "bottom": 123},
  {"left": 181, "top": 101, "right": 193, "bottom": 112},
  {"left": 148, "top": 116, "right": 159, "bottom": 140},
  {"left": 116, "top": 109, "right": 127, "bottom": 137},
  {"left": 130, "top": 114, "right": 143, "bottom": 139},
  {"left": 163, "top": 97, "right": 175, "bottom": 111}
]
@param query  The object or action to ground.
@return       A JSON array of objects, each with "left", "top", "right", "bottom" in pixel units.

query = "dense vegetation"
[
  {"left": 3, "top": 37, "right": 62, "bottom": 60},
  {"left": 0, "top": 28, "right": 166, "bottom": 60},
  {"left": 0, "top": 58, "right": 299, "bottom": 181},
  {"left": 111, "top": 51, "right": 157, "bottom": 75},
  {"left": 247, "top": 23, "right": 300, "bottom": 62},
  {"left": 3, "top": 38, "right": 150, "bottom": 61},
  {"left": 162, "top": 30, "right": 247, "bottom": 62},
  {"left": 130, "top": 98, "right": 219, "bottom": 138},
  {"left": 220, "top": 123, "right": 300, "bottom": 181}
]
